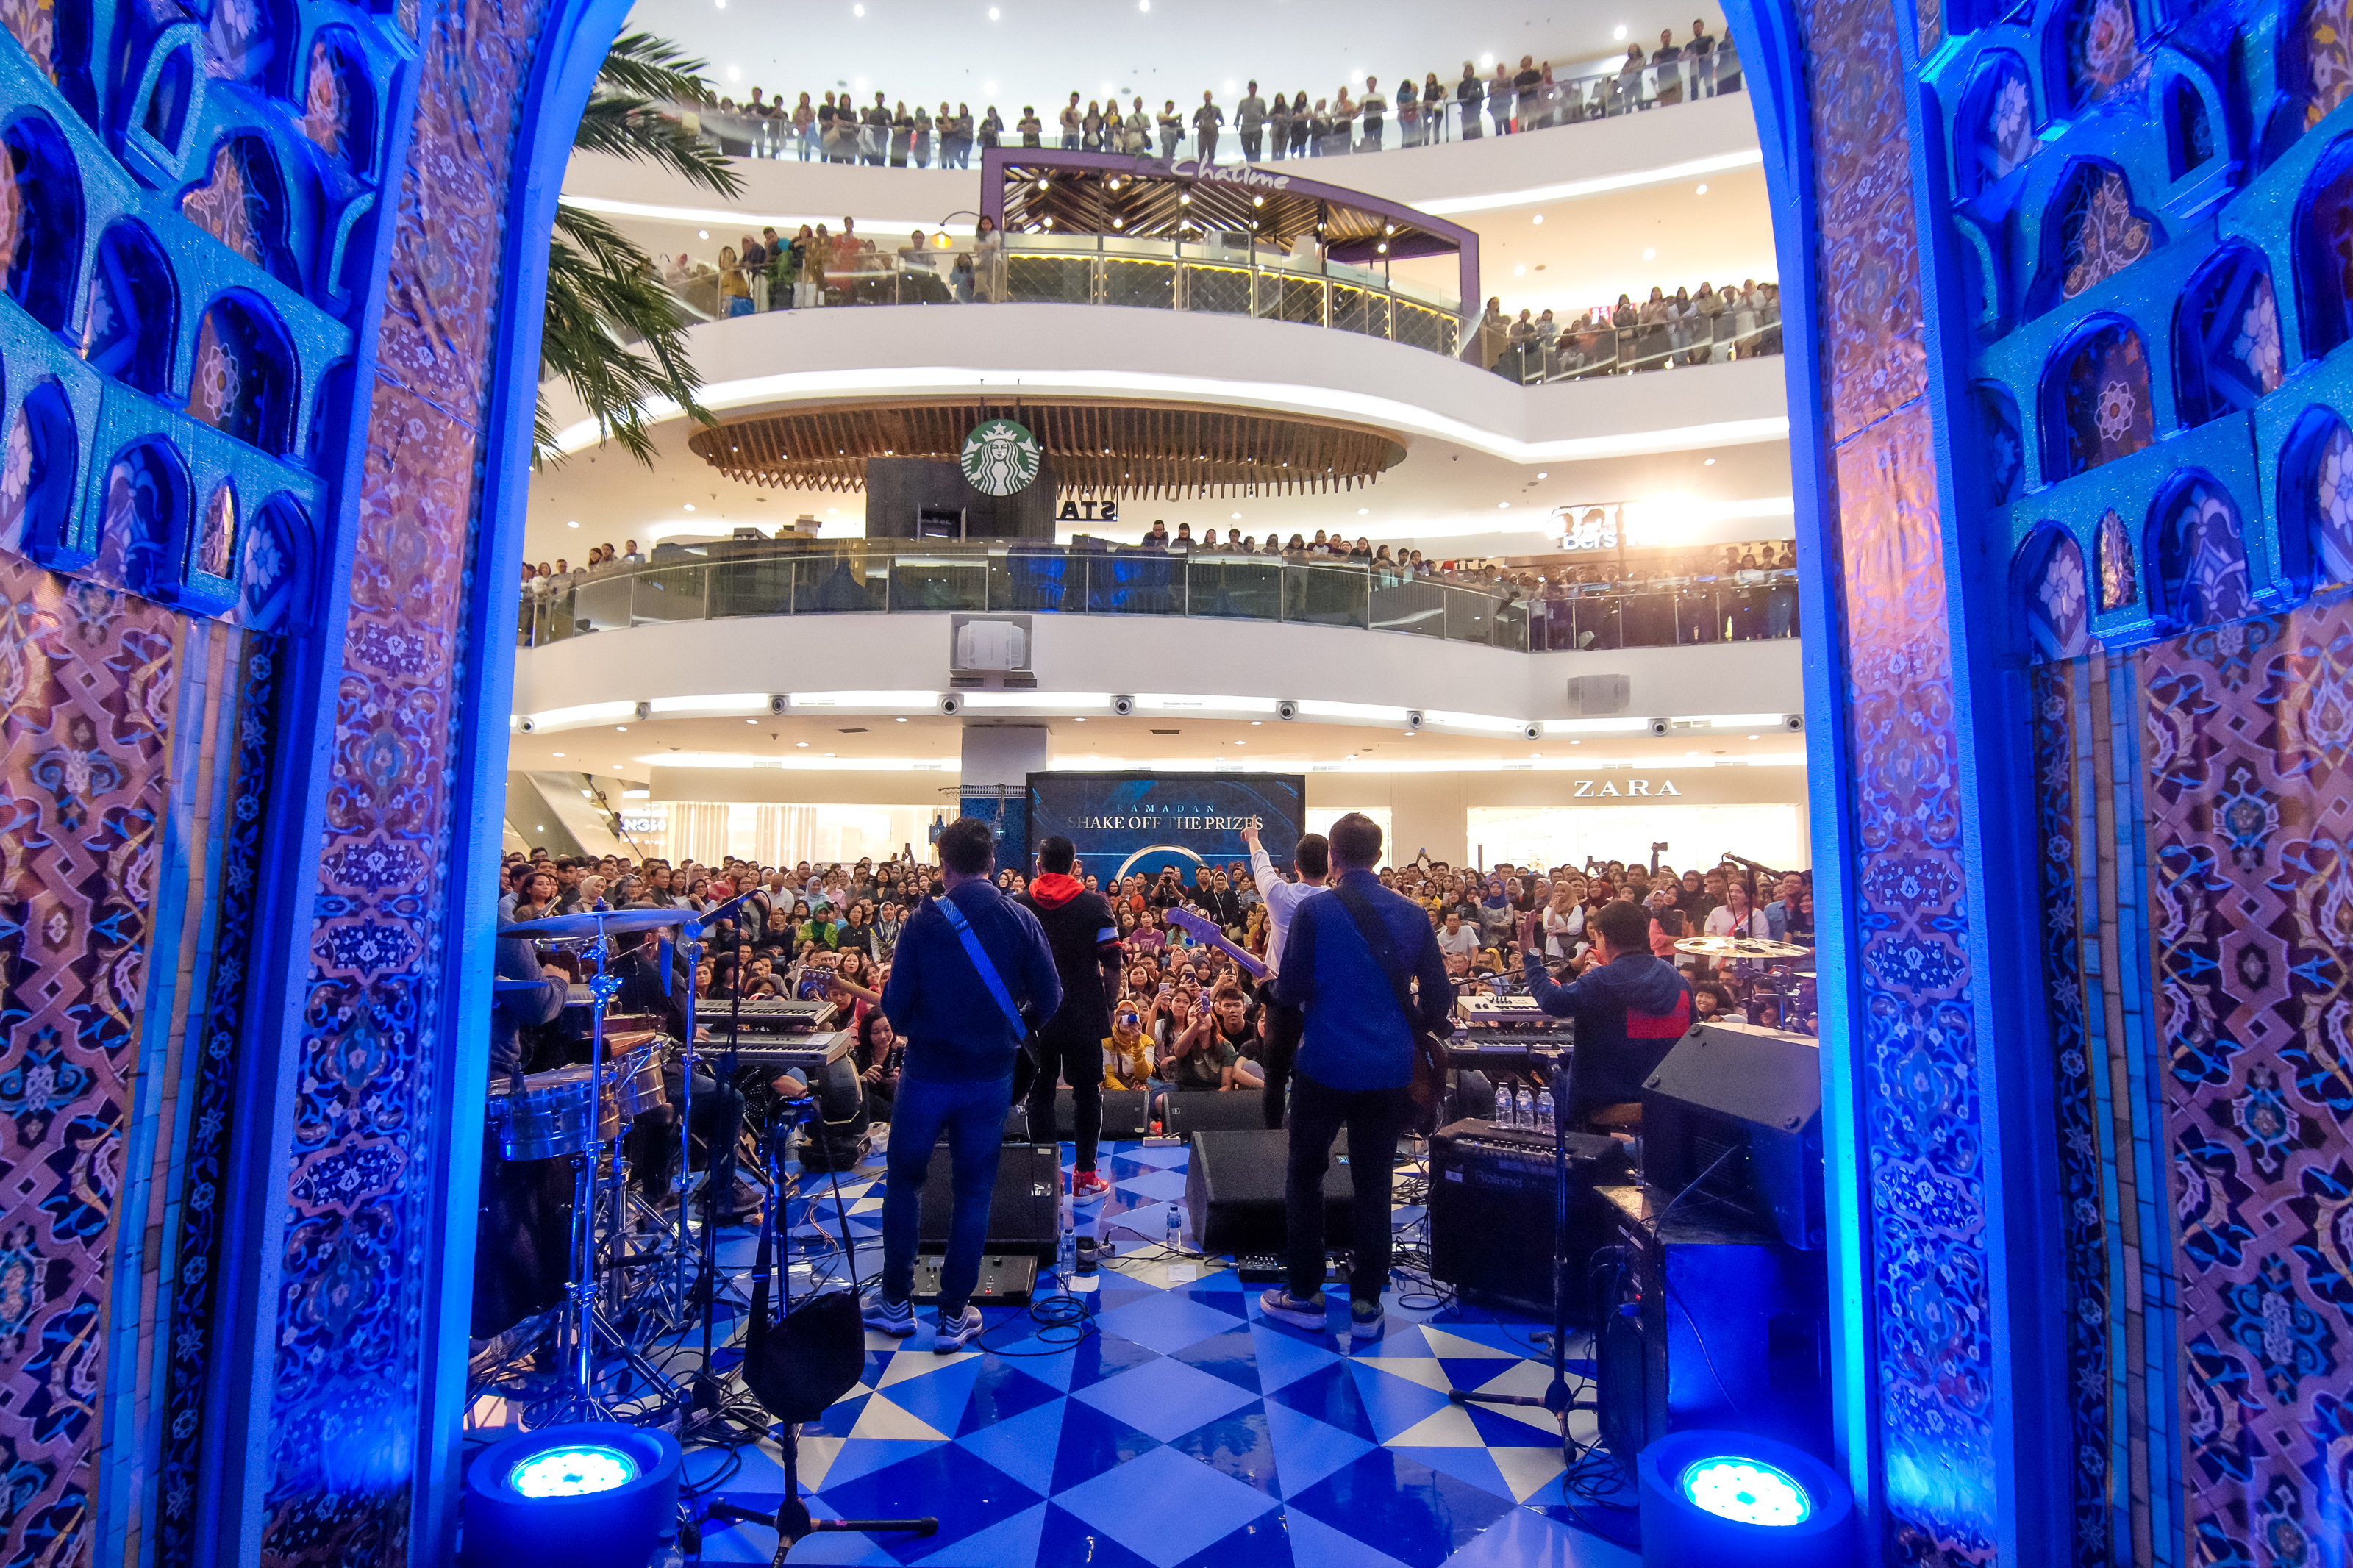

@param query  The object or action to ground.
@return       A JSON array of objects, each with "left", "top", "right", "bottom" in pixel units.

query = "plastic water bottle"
[
  {"left": 1515, "top": 1086, "right": 1535, "bottom": 1130},
  {"left": 1535, "top": 1087, "right": 1555, "bottom": 1136},
  {"left": 1060, "top": 1185, "right": 1076, "bottom": 1270},
  {"left": 1166, "top": 1202, "right": 1182, "bottom": 1252},
  {"left": 1494, "top": 1084, "right": 1513, "bottom": 1127}
]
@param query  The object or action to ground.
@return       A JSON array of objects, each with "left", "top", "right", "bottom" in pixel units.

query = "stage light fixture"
[
  {"left": 1638, "top": 1431, "right": 1853, "bottom": 1568},
  {"left": 461, "top": 1422, "right": 681, "bottom": 1568}
]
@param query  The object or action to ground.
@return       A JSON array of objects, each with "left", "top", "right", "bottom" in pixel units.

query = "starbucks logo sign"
[{"left": 960, "top": 418, "right": 1043, "bottom": 497}]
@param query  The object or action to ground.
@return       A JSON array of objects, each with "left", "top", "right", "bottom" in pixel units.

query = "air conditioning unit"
[{"left": 1564, "top": 674, "right": 1631, "bottom": 717}]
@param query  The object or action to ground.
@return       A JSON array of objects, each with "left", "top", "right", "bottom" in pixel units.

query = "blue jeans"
[{"left": 880, "top": 1071, "right": 1013, "bottom": 1315}]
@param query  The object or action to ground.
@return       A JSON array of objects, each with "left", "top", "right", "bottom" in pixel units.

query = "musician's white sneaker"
[
  {"left": 1258, "top": 1287, "right": 1327, "bottom": 1331},
  {"left": 860, "top": 1289, "right": 915, "bottom": 1337},
  {"left": 1349, "top": 1299, "right": 1385, "bottom": 1342},
  {"left": 934, "top": 1304, "right": 985, "bottom": 1353}
]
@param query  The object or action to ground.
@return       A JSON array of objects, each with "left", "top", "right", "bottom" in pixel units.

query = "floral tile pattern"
[
  {"left": 2143, "top": 590, "right": 2353, "bottom": 1568},
  {"left": 0, "top": 556, "right": 179, "bottom": 1567}
]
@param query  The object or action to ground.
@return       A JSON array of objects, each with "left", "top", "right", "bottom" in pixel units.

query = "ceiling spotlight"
[
  {"left": 682, "top": 503, "right": 696, "bottom": 512},
  {"left": 796, "top": 741, "right": 810, "bottom": 747},
  {"left": 1696, "top": 183, "right": 1710, "bottom": 195},
  {"left": 1138, "top": 0, "right": 1148, "bottom": 10},
  {"left": 697, "top": 229, "right": 709, "bottom": 240},
  {"left": 896, "top": 716, "right": 907, "bottom": 721},
  {"left": 1498, "top": 501, "right": 1511, "bottom": 509},
  {"left": 1513, "top": 264, "right": 1526, "bottom": 276},
  {"left": 745, "top": 718, "right": 757, "bottom": 725},
  {"left": 1253, "top": 195, "right": 1264, "bottom": 206},
  {"left": 1179, "top": 192, "right": 1191, "bottom": 204},
  {"left": 1704, "top": 457, "right": 1717, "bottom": 465},
  {"left": 1112, "top": 217, "right": 1124, "bottom": 228},
  {"left": 1532, "top": 214, "right": 1544, "bottom": 224},
  {"left": 1614, "top": 22, "right": 1628, "bottom": 37},
  {"left": 1109, "top": 177, "right": 1121, "bottom": 189},
  {"left": 1377, "top": 242, "right": 1388, "bottom": 253},
  {"left": 1643, "top": 246, "right": 1657, "bottom": 259},
  {"left": 551, "top": 751, "right": 565, "bottom": 758},
  {"left": 1536, "top": 472, "right": 1548, "bottom": 479},
  {"left": 851, "top": 2, "right": 863, "bottom": 12},
  {"left": 1231, "top": 512, "right": 1242, "bottom": 519},
  {"left": 988, "top": 4, "right": 998, "bottom": 14},
  {"left": 1358, "top": 507, "right": 1369, "bottom": 515},
  {"left": 566, "top": 519, "right": 579, "bottom": 529}
]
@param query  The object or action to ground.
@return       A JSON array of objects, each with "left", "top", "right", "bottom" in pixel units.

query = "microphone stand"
[{"left": 674, "top": 883, "right": 765, "bottom": 1426}]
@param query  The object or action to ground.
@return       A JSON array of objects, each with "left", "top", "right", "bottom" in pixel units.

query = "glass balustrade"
[
  {"left": 668, "top": 231, "right": 1467, "bottom": 359},
  {"left": 518, "top": 538, "right": 1800, "bottom": 654},
  {"left": 676, "top": 47, "right": 1743, "bottom": 165}
]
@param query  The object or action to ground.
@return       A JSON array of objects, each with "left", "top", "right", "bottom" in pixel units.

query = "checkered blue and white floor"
[{"left": 682, "top": 1136, "right": 1639, "bottom": 1567}]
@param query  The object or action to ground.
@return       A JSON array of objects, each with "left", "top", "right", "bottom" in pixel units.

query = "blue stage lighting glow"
[
  {"left": 510, "top": 1445, "right": 639, "bottom": 1499},
  {"left": 1679, "top": 1456, "right": 1810, "bottom": 1526}
]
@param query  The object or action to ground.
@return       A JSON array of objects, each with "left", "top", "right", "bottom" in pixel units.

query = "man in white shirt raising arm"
[{"left": 1243, "top": 820, "right": 1328, "bottom": 1127}]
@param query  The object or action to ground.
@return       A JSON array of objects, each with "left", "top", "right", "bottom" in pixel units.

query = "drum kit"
[
  {"left": 474, "top": 898, "right": 843, "bottom": 1431},
  {"left": 1671, "top": 933, "right": 1816, "bottom": 1028}
]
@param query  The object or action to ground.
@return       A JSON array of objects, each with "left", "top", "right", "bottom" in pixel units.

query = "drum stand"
[{"left": 541, "top": 933, "right": 679, "bottom": 1426}]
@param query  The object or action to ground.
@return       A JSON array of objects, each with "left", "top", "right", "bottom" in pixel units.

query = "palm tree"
[{"left": 538, "top": 33, "right": 744, "bottom": 465}]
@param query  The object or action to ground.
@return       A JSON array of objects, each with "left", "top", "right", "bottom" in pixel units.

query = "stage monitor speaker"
[
  {"left": 1012, "top": 1086, "right": 1151, "bottom": 1142},
  {"left": 1165, "top": 1092, "right": 1268, "bottom": 1138},
  {"left": 1184, "top": 1128, "right": 1354, "bottom": 1257},
  {"left": 916, "top": 1142, "right": 1060, "bottom": 1265},
  {"left": 1642, "top": 1021, "right": 1825, "bottom": 1250},
  {"left": 1593, "top": 1188, "right": 1831, "bottom": 1460},
  {"left": 1426, "top": 1119, "right": 1621, "bottom": 1322}
]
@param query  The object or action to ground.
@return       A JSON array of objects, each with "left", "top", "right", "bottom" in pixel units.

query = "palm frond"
[
  {"left": 573, "top": 97, "right": 742, "bottom": 196},
  {"left": 596, "top": 31, "right": 715, "bottom": 102}
]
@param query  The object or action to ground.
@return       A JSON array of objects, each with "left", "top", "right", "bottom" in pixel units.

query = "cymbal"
[
  {"left": 493, "top": 976, "right": 558, "bottom": 993},
  {"left": 1673, "top": 934, "right": 1811, "bottom": 959},
  {"left": 504, "top": 907, "right": 688, "bottom": 939}
]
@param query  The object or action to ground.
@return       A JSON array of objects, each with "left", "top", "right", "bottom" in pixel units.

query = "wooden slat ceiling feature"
[
  {"left": 688, "top": 401, "right": 1407, "bottom": 498},
  {"left": 996, "top": 161, "right": 1444, "bottom": 260}
]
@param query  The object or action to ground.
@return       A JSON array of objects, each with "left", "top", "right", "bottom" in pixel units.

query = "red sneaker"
[{"left": 1072, "top": 1170, "right": 1111, "bottom": 1199}]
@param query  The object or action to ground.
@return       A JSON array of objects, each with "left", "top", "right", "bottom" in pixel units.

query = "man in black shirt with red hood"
[{"left": 1018, "top": 835, "right": 1124, "bottom": 1196}]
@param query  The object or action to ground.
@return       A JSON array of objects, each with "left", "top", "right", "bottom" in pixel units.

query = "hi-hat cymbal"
[
  {"left": 1673, "top": 934, "right": 1811, "bottom": 959},
  {"left": 504, "top": 907, "right": 688, "bottom": 940}
]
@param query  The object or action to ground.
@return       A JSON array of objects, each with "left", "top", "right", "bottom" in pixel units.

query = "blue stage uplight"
[
  {"left": 511, "top": 1444, "right": 640, "bottom": 1499},
  {"left": 1678, "top": 1456, "right": 1810, "bottom": 1526},
  {"left": 1637, "top": 1430, "right": 1852, "bottom": 1567},
  {"left": 462, "top": 1421, "right": 680, "bottom": 1568}
]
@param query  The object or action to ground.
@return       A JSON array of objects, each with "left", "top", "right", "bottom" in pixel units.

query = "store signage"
[
  {"left": 1164, "top": 157, "right": 1293, "bottom": 193},
  {"left": 1570, "top": 778, "right": 1682, "bottom": 797},
  {"left": 1056, "top": 498, "right": 1121, "bottom": 522},
  {"left": 960, "top": 418, "right": 1043, "bottom": 496}
]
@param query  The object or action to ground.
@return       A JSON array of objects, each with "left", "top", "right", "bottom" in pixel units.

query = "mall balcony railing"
[
  {"left": 678, "top": 47, "right": 1743, "bottom": 165},
  {"left": 515, "top": 539, "right": 1801, "bottom": 654},
  {"left": 665, "top": 230, "right": 1468, "bottom": 358}
]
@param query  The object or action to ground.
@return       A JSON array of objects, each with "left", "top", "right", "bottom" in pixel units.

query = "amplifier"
[
  {"left": 1427, "top": 1118, "right": 1624, "bottom": 1321},
  {"left": 1592, "top": 1184, "right": 1831, "bottom": 1460},
  {"left": 916, "top": 1142, "right": 1060, "bottom": 1266},
  {"left": 1165, "top": 1092, "right": 1268, "bottom": 1137},
  {"left": 910, "top": 1252, "right": 1039, "bottom": 1306},
  {"left": 1018, "top": 1086, "right": 1151, "bottom": 1142}
]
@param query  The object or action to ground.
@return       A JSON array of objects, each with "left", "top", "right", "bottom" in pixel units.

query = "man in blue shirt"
[
  {"left": 865, "top": 818, "right": 1062, "bottom": 1350},
  {"left": 1521, "top": 898, "right": 1693, "bottom": 1126},
  {"left": 1260, "top": 813, "right": 1452, "bottom": 1341}
]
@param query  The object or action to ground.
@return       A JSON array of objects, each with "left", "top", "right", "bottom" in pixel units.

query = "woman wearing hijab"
[{"left": 1476, "top": 879, "right": 1517, "bottom": 950}]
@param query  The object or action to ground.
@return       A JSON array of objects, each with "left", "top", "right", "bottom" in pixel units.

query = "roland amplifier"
[{"left": 1427, "top": 1118, "right": 1624, "bottom": 1322}]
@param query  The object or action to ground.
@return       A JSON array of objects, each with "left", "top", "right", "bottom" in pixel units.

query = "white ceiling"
[{"left": 625, "top": 0, "right": 1671, "bottom": 116}]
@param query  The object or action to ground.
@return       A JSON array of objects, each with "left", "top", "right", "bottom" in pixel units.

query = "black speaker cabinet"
[
  {"left": 1642, "top": 1021, "right": 1824, "bottom": 1250},
  {"left": 1427, "top": 1119, "right": 1618, "bottom": 1322},
  {"left": 1015, "top": 1086, "right": 1150, "bottom": 1141},
  {"left": 916, "top": 1142, "right": 1060, "bottom": 1264},
  {"left": 1184, "top": 1129, "right": 1354, "bottom": 1257},
  {"left": 1594, "top": 1186, "right": 1830, "bottom": 1459},
  {"left": 1165, "top": 1091, "right": 1268, "bottom": 1137}
]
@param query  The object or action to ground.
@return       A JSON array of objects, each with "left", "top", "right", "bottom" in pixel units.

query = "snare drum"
[
  {"left": 494, "top": 1065, "right": 621, "bottom": 1161},
  {"left": 610, "top": 1044, "right": 669, "bottom": 1117}
]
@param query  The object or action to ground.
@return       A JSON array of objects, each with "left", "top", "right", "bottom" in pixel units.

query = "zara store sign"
[{"left": 1569, "top": 777, "right": 1682, "bottom": 797}]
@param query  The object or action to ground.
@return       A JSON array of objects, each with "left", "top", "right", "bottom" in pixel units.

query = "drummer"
[
  {"left": 493, "top": 912, "right": 568, "bottom": 1084},
  {"left": 1518, "top": 901, "right": 1693, "bottom": 1133}
]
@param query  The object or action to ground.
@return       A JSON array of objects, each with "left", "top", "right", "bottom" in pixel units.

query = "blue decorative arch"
[
  {"left": 1960, "top": 49, "right": 2040, "bottom": 193},
  {"left": 1, "top": 381, "right": 82, "bottom": 565},
  {"left": 2017, "top": 522, "right": 2093, "bottom": 657},
  {"left": 2277, "top": 402, "right": 2353, "bottom": 582},
  {"left": 2174, "top": 243, "right": 2286, "bottom": 423},
  {"left": 2046, "top": 316, "right": 2156, "bottom": 474},
  {"left": 2149, "top": 470, "right": 2255, "bottom": 624},
  {"left": 2, "top": 110, "right": 86, "bottom": 329},
  {"left": 188, "top": 291, "right": 298, "bottom": 453},
  {"left": 1976, "top": 379, "right": 2028, "bottom": 502},
  {"left": 93, "top": 437, "right": 189, "bottom": 598},
  {"left": 82, "top": 221, "right": 178, "bottom": 393},
  {"left": 2294, "top": 132, "right": 2353, "bottom": 354}
]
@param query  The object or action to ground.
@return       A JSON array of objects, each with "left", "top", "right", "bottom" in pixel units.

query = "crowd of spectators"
[
  {"left": 1477, "top": 280, "right": 1782, "bottom": 380},
  {"left": 495, "top": 834, "right": 1815, "bottom": 1139},
  {"left": 677, "top": 23, "right": 1740, "bottom": 167}
]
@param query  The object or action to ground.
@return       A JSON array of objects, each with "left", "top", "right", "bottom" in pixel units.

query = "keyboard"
[
  {"left": 676, "top": 1031, "right": 854, "bottom": 1070},
  {"left": 1446, "top": 1031, "right": 1577, "bottom": 1059},
  {"left": 1435, "top": 1117, "right": 1627, "bottom": 1170},
  {"left": 701, "top": 998, "right": 839, "bottom": 1033},
  {"left": 1457, "top": 995, "right": 1544, "bottom": 1023}
]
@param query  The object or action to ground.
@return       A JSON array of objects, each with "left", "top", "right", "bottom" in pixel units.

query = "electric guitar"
[{"left": 1161, "top": 905, "right": 1271, "bottom": 981}]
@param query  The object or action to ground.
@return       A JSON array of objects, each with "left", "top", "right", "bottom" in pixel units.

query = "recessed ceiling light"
[
  {"left": 682, "top": 504, "right": 696, "bottom": 512},
  {"left": 1696, "top": 183, "right": 1710, "bottom": 195},
  {"left": 1571, "top": 740, "right": 1581, "bottom": 745},
  {"left": 851, "top": 3, "right": 863, "bottom": 13},
  {"left": 1231, "top": 512, "right": 1241, "bottom": 520},
  {"left": 1748, "top": 733, "right": 1760, "bottom": 740},
  {"left": 615, "top": 725, "right": 628, "bottom": 731},
  {"left": 1532, "top": 214, "right": 1543, "bottom": 225},
  {"left": 1498, "top": 501, "right": 1511, "bottom": 509},
  {"left": 1513, "top": 264, "right": 1526, "bottom": 276},
  {"left": 551, "top": 751, "right": 565, "bottom": 758},
  {"left": 1358, "top": 507, "right": 1369, "bottom": 515},
  {"left": 1535, "top": 472, "right": 1548, "bottom": 479},
  {"left": 1643, "top": 247, "right": 1657, "bottom": 259},
  {"left": 746, "top": 718, "right": 757, "bottom": 724},
  {"left": 896, "top": 716, "right": 907, "bottom": 721},
  {"left": 1613, "top": 23, "right": 1627, "bottom": 38},
  {"left": 987, "top": 4, "right": 998, "bottom": 14},
  {"left": 824, "top": 751, "right": 836, "bottom": 757},
  {"left": 797, "top": 741, "right": 810, "bottom": 747},
  {"left": 1075, "top": 717, "right": 1086, "bottom": 722},
  {"left": 1251, "top": 720, "right": 1262, "bottom": 725},
  {"left": 697, "top": 229, "right": 709, "bottom": 240},
  {"left": 565, "top": 519, "right": 579, "bottom": 529},
  {"left": 1233, "top": 740, "right": 1246, "bottom": 746},
  {"left": 1704, "top": 457, "right": 1717, "bottom": 465}
]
